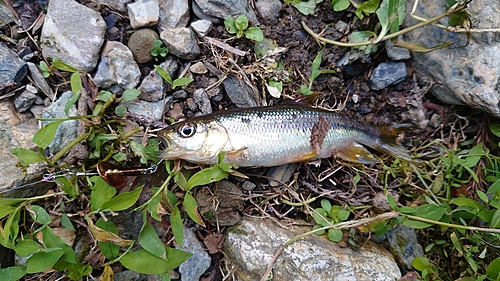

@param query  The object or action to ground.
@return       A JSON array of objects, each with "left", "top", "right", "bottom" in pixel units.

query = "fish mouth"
[{"left": 157, "top": 135, "right": 186, "bottom": 159}]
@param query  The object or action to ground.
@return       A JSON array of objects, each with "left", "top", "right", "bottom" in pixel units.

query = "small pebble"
[
  {"left": 242, "top": 181, "right": 256, "bottom": 191},
  {"left": 190, "top": 62, "right": 208, "bottom": 74}
]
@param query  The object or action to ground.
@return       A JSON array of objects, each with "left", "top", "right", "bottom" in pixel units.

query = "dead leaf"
[
  {"left": 203, "top": 232, "right": 225, "bottom": 254},
  {"left": 310, "top": 115, "right": 329, "bottom": 154},
  {"left": 86, "top": 218, "right": 134, "bottom": 246}
]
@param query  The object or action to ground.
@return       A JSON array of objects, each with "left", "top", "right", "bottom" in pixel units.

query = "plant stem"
[
  {"left": 134, "top": 173, "right": 173, "bottom": 211},
  {"left": 405, "top": 214, "right": 500, "bottom": 233},
  {"left": 301, "top": 3, "right": 465, "bottom": 47},
  {"left": 51, "top": 132, "right": 91, "bottom": 163}
]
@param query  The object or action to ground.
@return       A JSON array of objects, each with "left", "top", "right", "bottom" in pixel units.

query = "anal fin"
[{"left": 334, "top": 142, "right": 379, "bottom": 164}]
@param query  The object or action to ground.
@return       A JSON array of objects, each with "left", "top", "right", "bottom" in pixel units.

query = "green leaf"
[
  {"left": 130, "top": 139, "right": 161, "bottom": 164},
  {"left": 183, "top": 192, "right": 205, "bottom": 227},
  {"left": 139, "top": 220, "right": 166, "bottom": 259},
  {"left": 186, "top": 166, "right": 228, "bottom": 191},
  {"left": 154, "top": 65, "right": 173, "bottom": 85},
  {"left": 15, "top": 239, "right": 42, "bottom": 257},
  {"left": 490, "top": 124, "right": 500, "bottom": 137},
  {"left": 171, "top": 206, "right": 184, "bottom": 247},
  {"left": 235, "top": 15, "right": 249, "bottom": 31},
  {"left": 412, "top": 256, "right": 431, "bottom": 271},
  {"left": 486, "top": 257, "right": 500, "bottom": 280},
  {"left": 61, "top": 214, "right": 75, "bottom": 231},
  {"left": 320, "top": 199, "right": 332, "bottom": 213},
  {"left": 327, "top": 229, "right": 343, "bottom": 242},
  {"left": 490, "top": 208, "right": 500, "bottom": 228},
  {"left": 115, "top": 105, "right": 127, "bottom": 118},
  {"left": 331, "top": 0, "right": 350, "bottom": 12},
  {"left": 415, "top": 204, "right": 445, "bottom": 221},
  {"left": 51, "top": 61, "right": 79, "bottom": 73},
  {"left": 375, "top": 0, "right": 390, "bottom": 42},
  {"left": 28, "top": 205, "right": 52, "bottom": 225},
  {"left": 402, "top": 219, "right": 432, "bottom": 229},
  {"left": 64, "top": 93, "right": 80, "bottom": 116},
  {"left": 90, "top": 176, "right": 116, "bottom": 211},
  {"left": 120, "top": 248, "right": 192, "bottom": 274},
  {"left": 25, "top": 248, "right": 65, "bottom": 273},
  {"left": 387, "top": 194, "right": 398, "bottom": 210},
  {"left": 0, "top": 266, "right": 26, "bottom": 281},
  {"left": 224, "top": 17, "right": 237, "bottom": 34},
  {"left": 42, "top": 227, "right": 77, "bottom": 264},
  {"left": 121, "top": 89, "right": 140, "bottom": 101},
  {"left": 10, "top": 148, "right": 45, "bottom": 166},
  {"left": 96, "top": 90, "right": 113, "bottom": 102},
  {"left": 355, "top": 0, "right": 380, "bottom": 19},
  {"left": 464, "top": 144, "right": 483, "bottom": 167},
  {"left": 2, "top": 206, "right": 21, "bottom": 248},
  {"left": 66, "top": 262, "right": 93, "bottom": 280},
  {"left": 172, "top": 77, "right": 193, "bottom": 87},
  {"left": 101, "top": 186, "right": 143, "bottom": 211},
  {"left": 450, "top": 232, "right": 464, "bottom": 255},
  {"left": 54, "top": 175, "right": 79, "bottom": 198},
  {"left": 487, "top": 178, "right": 500, "bottom": 194},
  {"left": 245, "top": 27, "right": 264, "bottom": 42},
  {"left": 0, "top": 205, "right": 17, "bottom": 220},
  {"left": 96, "top": 218, "right": 120, "bottom": 260},
  {"left": 33, "top": 121, "right": 63, "bottom": 148},
  {"left": 387, "top": 0, "right": 406, "bottom": 34},
  {"left": 310, "top": 50, "right": 323, "bottom": 85},
  {"left": 113, "top": 152, "right": 128, "bottom": 162},
  {"left": 398, "top": 206, "right": 417, "bottom": 214},
  {"left": 70, "top": 72, "right": 82, "bottom": 94}
]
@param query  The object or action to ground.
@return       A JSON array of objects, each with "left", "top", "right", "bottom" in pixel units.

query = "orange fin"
[
  {"left": 335, "top": 142, "right": 379, "bottom": 164},
  {"left": 290, "top": 151, "right": 319, "bottom": 163}
]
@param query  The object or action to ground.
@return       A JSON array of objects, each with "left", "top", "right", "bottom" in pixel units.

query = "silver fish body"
[{"left": 158, "top": 105, "right": 417, "bottom": 167}]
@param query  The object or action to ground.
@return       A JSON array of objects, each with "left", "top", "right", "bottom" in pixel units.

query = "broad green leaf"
[
  {"left": 490, "top": 208, "right": 500, "bottom": 228},
  {"left": 412, "top": 256, "right": 431, "bottom": 271},
  {"left": 42, "top": 227, "right": 77, "bottom": 264},
  {"left": 464, "top": 144, "right": 483, "bottom": 167},
  {"left": 386, "top": 194, "right": 398, "bottom": 210},
  {"left": 3, "top": 206, "right": 21, "bottom": 248},
  {"left": 486, "top": 257, "right": 500, "bottom": 280},
  {"left": 387, "top": 0, "right": 406, "bottom": 34},
  {"left": 51, "top": 61, "right": 79, "bottom": 73},
  {"left": 320, "top": 199, "right": 332, "bottom": 213},
  {"left": 139, "top": 220, "right": 166, "bottom": 259},
  {"left": 299, "top": 85, "right": 312, "bottom": 95},
  {"left": 235, "top": 15, "right": 248, "bottom": 31},
  {"left": 115, "top": 105, "right": 127, "bottom": 118},
  {"left": 331, "top": 0, "right": 350, "bottom": 12},
  {"left": 489, "top": 124, "right": 500, "bottom": 137},
  {"left": 0, "top": 266, "right": 26, "bottom": 281},
  {"left": 245, "top": 27, "right": 264, "bottom": 42},
  {"left": 0, "top": 205, "right": 17, "bottom": 220},
  {"left": 101, "top": 186, "right": 143, "bottom": 211},
  {"left": 186, "top": 167, "right": 228, "bottom": 191},
  {"left": 33, "top": 121, "right": 63, "bottom": 148},
  {"left": 154, "top": 65, "right": 173, "bottom": 85},
  {"left": 402, "top": 219, "right": 432, "bottom": 229},
  {"left": 355, "top": 0, "right": 380, "bottom": 19},
  {"left": 348, "top": 31, "right": 378, "bottom": 54},
  {"left": 224, "top": 17, "right": 237, "bottom": 34},
  {"left": 375, "top": 0, "right": 390, "bottom": 42},
  {"left": 312, "top": 224, "right": 325, "bottom": 235},
  {"left": 90, "top": 176, "right": 116, "bottom": 211},
  {"left": 487, "top": 178, "right": 500, "bottom": 194},
  {"left": 171, "top": 206, "right": 184, "bottom": 247},
  {"left": 147, "top": 193, "right": 162, "bottom": 222},
  {"left": 113, "top": 152, "right": 128, "bottom": 162},
  {"left": 174, "top": 172, "right": 188, "bottom": 190},
  {"left": 64, "top": 93, "right": 80, "bottom": 117},
  {"left": 96, "top": 90, "right": 113, "bottom": 102},
  {"left": 172, "top": 77, "right": 193, "bottom": 87},
  {"left": 415, "top": 204, "right": 445, "bottom": 221},
  {"left": 54, "top": 175, "right": 79, "bottom": 198},
  {"left": 294, "top": 0, "right": 322, "bottom": 15},
  {"left": 61, "top": 214, "right": 75, "bottom": 231},
  {"left": 477, "top": 190, "right": 489, "bottom": 204},
  {"left": 15, "top": 239, "right": 42, "bottom": 257},
  {"left": 96, "top": 218, "right": 120, "bottom": 260},
  {"left": 450, "top": 232, "right": 464, "bottom": 254},
  {"left": 327, "top": 229, "right": 343, "bottom": 242},
  {"left": 121, "top": 89, "right": 140, "bottom": 101},
  {"left": 451, "top": 197, "right": 491, "bottom": 222},
  {"left": 70, "top": 72, "right": 82, "bottom": 94},
  {"left": 66, "top": 262, "right": 93, "bottom": 280},
  {"left": 25, "top": 248, "right": 64, "bottom": 273},
  {"left": 28, "top": 205, "right": 52, "bottom": 225},
  {"left": 398, "top": 206, "right": 417, "bottom": 214},
  {"left": 183, "top": 192, "right": 205, "bottom": 227},
  {"left": 10, "top": 148, "right": 45, "bottom": 166},
  {"left": 120, "top": 248, "right": 192, "bottom": 274}
]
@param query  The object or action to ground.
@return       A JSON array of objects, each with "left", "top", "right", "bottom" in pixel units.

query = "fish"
[{"left": 157, "top": 104, "right": 419, "bottom": 167}]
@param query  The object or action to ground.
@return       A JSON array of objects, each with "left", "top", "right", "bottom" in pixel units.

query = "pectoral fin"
[{"left": 334, "top": 142, "right": 379, "bottom": 164}]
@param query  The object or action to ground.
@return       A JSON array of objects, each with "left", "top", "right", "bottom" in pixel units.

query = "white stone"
[{"left": 127, "top": 0, "right": 159, "bottom": 29}]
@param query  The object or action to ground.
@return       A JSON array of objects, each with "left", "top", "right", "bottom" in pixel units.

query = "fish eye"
[{"left": 179, "top": 123, "right": 196, "bottom": 138}]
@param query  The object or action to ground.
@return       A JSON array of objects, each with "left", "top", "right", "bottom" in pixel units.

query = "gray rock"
[
  {"left": 192, "top": 1, "right": 222, "bottom": 24},
  {"left": 386, "top": 225, "right": 424, "bottom": 273},
  {"left": 94, "top": 41, "right": 141, "bottom": 93},
  {"left": 194, "top": 0, "right": 259, "bottom": 25},
  {"left": 97, "top": 0, "right": 132, "bottom": 12},
  {"left": 369, "top": 62, "right": 407, "bottom": 90},
  {"left": 128, "top": 28, "right": 159, "bottom": 64},
  {"left": 267, "top": 164, "right": 298, "bottom": 187},
  {"left": 14, "top": 88, "right": 37, "bottom": 113},
  {"left": 40, "top": 0, "right": 106, "bottom": 73},
  {"left": 27, "top": 62, "right": 54, "bottom": 100},
  {"left": 225, "top": 218, "right": 402, "bottom": 281},
  {"left": 190, "top": 62, "right": 208, "bottom": 74},
  {"left": 223, "top": 76, "right": 259, "bottom": 107},
  {"left": 138, "top": 56, "right": 179, "bottom": 101},
  {"left": 122, "top": 96, "right": 173, "bottom": 121},
  {"left": 172, "top": 90, "right": 187, "bottom": 99},
  {"left": 0, "top": 1, "right": 16, "bottom": 28},
  {"left": 196, "top": 180, "right": 244, "bottom": 226},
  {"left": 255, "top": 0, "right": 283, "bottom": 24},
  {"left": 160, "top": 28, "right": 200, "bottom": 60},
  {"left": 385, "top": 40, "right": 411, "bottom": 61},
  {"left": 159, "top": 55, "right": 180, "bottom": 78},
  {"left": 112, "top": 270, "right": 142, "bottom": 281},
  {"left": 193, "top": 89, "right": 212, "bottom": 115},
  {"left": 190, "top": 20, "right": 213, "bottom": 38},
  {"left": 127, "top": 0, "right": 159, "bottom": 29},
  {"left": 0, "top": 100, "right": 45, "bottom": 195},
  {"left": 0, "top": 42, "right": 27, "bottom": 86},
  {"left": 41, "top": 91, "right": 79, "bottom": 155},
  {"left": 403, "top": 0, "right": 500, "bottom": 117},
  {"left": 158, "top": 0, "right": 190, "bottom": 32},
  {"left": 177, "top": 229, "right": 211, "bottom": 281},
  {"left": 241, "top": 180, "right": 256, "bottom": 191}
]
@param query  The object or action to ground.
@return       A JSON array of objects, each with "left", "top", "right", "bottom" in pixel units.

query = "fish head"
[{"left": 157, "top": 119, "right": 228, "bottom": 164}]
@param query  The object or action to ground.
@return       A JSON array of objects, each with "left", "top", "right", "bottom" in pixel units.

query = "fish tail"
[{"left": 376, "top": 124, "right": 421, "bottom": 164}]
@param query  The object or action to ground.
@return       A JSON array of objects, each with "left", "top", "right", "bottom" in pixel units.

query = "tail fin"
[{"left": 377, "top": 124, "right": 422, "bottom": 164}]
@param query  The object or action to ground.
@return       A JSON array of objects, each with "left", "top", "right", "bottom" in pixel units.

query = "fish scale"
[{"left": 158, "top": 105, "right": 418, "bottom": 167}]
